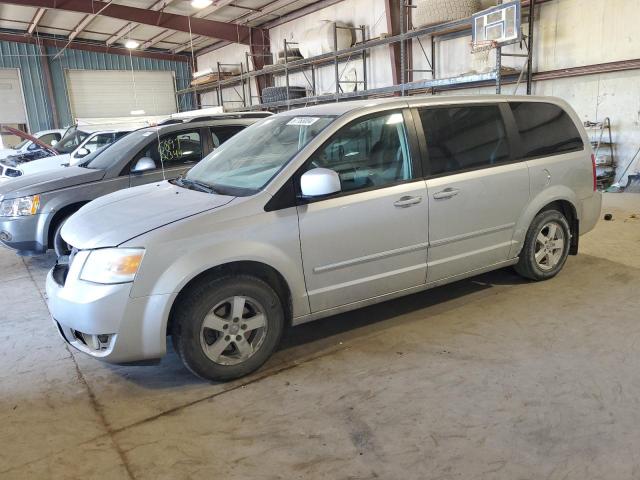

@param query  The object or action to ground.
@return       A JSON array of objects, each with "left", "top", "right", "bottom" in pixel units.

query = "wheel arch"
[
  {"left": 47, "top": 202, "right": 89, "bottom": 248},
  {"left": 512, "top": 187, "right": 580, "bottom": 258},
  {"left": 166, "top": 260, "right": 293, "bottom": 337}
]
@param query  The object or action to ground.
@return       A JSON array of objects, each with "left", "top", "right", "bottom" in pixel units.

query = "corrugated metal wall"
[
  {"left": 0, "top": 39, "right": 193, "bottom": 133},
  {"left": 0, "top": 41, "right": 55, "bottom": 132}
]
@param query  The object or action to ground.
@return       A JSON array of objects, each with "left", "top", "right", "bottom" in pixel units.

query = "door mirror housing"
[
  {"left": 131, "top": 157, "right": 156, "bottom": 174},
  {"left": 300, "top": 168, "right": 341, "bottom": 197},
  {"left": 75, "top": 147, "right": 89, "bottom": 158}
]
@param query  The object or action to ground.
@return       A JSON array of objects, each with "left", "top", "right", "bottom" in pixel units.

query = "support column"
[
  {"left": 249, "top": 28, "right": 272, "bottom": 104},
  {"left": 38, "top": 43, "right": 59, "bottom": 128}
]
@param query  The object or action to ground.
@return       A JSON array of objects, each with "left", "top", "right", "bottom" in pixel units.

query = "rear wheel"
[
  {"left": 515, "top": 209, "right": 570, "bottom": 281},
  {"left": 171, "top": 275, "right": 284, "bottom": 382}
]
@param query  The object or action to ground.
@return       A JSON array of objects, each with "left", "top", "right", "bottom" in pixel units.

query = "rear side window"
[
  {"left": 39, "top": 133, "right": 60, "bottom": 146},
  {"left": 210, "top": 126, "right": 245, "bottom": 148},
  {"left": 510, "top": 102, "right": 584, "bottom": 158},
  {"left": 419, "top": 105, "right": 510, "bottom": 176}
]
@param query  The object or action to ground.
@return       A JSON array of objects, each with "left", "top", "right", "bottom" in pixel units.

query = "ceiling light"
[
  {"left": 124, "top": 39, "right": 140, "bottom": 49},
  {"left": 191, "top": 0, "right": 213, "bottom": 8}
]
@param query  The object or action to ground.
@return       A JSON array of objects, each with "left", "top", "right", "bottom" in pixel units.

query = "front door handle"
[
  {"left": 394, "top": 195, "right": 423, "bottom": 208},
  {"left": 433, "top": 187, "right": 460, "bottom": 200}
]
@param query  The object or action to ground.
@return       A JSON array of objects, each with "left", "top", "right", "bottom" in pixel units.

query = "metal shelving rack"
[
  {"left": 585, "top": 117, "right": 616, "bottom": 190},
  {"left": 181, "top": 0, "right": 535, "bottom": 111}
]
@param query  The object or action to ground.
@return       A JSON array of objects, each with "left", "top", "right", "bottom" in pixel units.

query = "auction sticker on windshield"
[{"left": 287, "top": 117, "right": 320, "bottom": 126}]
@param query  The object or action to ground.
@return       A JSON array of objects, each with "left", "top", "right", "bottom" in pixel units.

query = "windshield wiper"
[{"left": 175, "top": 177, "right": 217, "bottom": 194}]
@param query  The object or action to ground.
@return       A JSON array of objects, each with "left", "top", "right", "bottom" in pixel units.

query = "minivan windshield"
[{"left": 184, "top": 115, "right": 335, "bottom": 195}]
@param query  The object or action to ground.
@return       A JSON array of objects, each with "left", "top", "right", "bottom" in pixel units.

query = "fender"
[
  {"left": 509, "top": 185, "right": 579, "bottom": 258},
  {"left": 125, "top": 203, "right": 309, "bottom": 316}
]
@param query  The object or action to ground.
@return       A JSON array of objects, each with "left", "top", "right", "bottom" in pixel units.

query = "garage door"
[
  {"left": 0, "top": 69, "right": 28, "bottom": 125},
  {"left": 66, "top": 69, "right": 177, "bottom": 119}
]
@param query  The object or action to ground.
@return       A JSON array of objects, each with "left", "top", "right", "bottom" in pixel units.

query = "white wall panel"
[
  {"left": 0, "top": 68, "right": 28, "bottom": 125},
  {"left": 66, "top": 69, "right": 177, "bottom": 119}
]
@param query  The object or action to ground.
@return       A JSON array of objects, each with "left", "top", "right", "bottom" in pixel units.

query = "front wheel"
[
  {"left": 515, "top": 210, "right": 571, "bottom": 281},
  {"left": 171, "top": 275, "right": 284, "bottom": 382}
]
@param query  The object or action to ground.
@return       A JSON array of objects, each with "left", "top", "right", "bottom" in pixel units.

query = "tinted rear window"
[
  {"left": 419, "top": 105, "right": 510, "bottom": 176},
  {"left": 510, "top": 102, "right": 584, "bottom": 158}
]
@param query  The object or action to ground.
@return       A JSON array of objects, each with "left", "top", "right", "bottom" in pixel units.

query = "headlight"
[
  {"left": 0, "top": 195, "right": 40, "bottom": 217},
  {"left": 80, "top": 248, "right": 145, "bottom": 284}
]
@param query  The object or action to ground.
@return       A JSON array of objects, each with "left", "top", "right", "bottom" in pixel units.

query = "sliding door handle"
[
  {"left": 394, "top": 195, "right": 423, "bottom": 208},
  {"left": 433, "top": 188, "right": 460, "bottom": 200}
]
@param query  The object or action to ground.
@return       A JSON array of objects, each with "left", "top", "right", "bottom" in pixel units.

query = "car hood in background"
[
  {"left": 1, "top": 149, "right": 51, "bottom": 167},
  {"left": 19, "top": 154, "right": 72, "bottom": 176},
  {"left": 0, "top": 148, "right": 18, "bottom": 160},
  {"left": 62, "top": 181, "right": 235, "bottom": 250},
  {"left": 0, "top": 166, "right": 105, "bottom": 199}
]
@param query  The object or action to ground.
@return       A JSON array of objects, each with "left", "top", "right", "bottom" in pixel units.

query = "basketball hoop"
[
  {"left": 470, "top": 39, "right": 498, "bottom": 54},
  {"left": 470, "top": 40, "right": 497, "bottom": 74}
]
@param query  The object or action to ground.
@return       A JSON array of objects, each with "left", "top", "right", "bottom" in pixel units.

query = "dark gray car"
[{"left": 0, "top": 113, "right": 269, "bottom": 256}]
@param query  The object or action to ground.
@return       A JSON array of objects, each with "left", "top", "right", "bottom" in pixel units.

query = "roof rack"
[{"left": 186, "top": 112, "right": 272, "bottom": 123}]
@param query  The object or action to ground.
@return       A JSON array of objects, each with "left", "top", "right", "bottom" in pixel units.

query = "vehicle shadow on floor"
[
  {"left": 103, "top": 267, "right": 529, "bottom": 389},
  {"left": 278, "top": 267, "right": 528, "bottom": 351}
]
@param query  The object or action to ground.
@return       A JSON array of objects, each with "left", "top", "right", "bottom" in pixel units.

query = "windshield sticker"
[{"left": 287, "top": 117, "right": 320, "bottom": 126}]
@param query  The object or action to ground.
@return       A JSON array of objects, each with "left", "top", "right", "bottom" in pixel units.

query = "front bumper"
[
  {"left": 46, "top": 253, "right": 176, "bottom": 363},
  {"left": 0, "top": 214, "right": 47, "bottom": 255}
]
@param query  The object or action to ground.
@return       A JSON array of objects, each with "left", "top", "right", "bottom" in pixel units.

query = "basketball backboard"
[{"left": 472, "top": 1, "right": 522, "bottom": 48}]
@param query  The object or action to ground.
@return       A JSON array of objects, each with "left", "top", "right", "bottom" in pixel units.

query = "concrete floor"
[{"left": 1, "top": 193, "right": 639, "bottom": 479}]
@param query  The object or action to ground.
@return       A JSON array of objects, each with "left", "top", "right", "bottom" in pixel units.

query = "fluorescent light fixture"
[
  {"left": 191, "top": 0, "right": 213, "bottom": 8},
  {"left": 193, "top": 67, "right": 214, "bottom": 79},
  {"left": 124, "top": 39, "right": 140, "bottom": 49},
  {"left": 130, "top": 109, "right": 146, "bottom": 115}
]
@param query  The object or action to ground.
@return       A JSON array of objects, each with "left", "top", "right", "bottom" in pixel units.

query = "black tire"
[
  {"left": 53, "top": 216, "right": 72, "bottom": 257},
  {"left": 171, "top": 275, "right": 284, "bottom": 382},
  {"left": 515, "top": 209, "right": 571, "bottom": 281}
]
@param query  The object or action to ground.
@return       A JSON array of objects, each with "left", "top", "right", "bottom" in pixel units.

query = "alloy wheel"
[
  {"left": 534, "top": 221, "right": 565, "bottom": 271},
  {"left": 199, "top": 295, "right": 268, "bottom": 366}
]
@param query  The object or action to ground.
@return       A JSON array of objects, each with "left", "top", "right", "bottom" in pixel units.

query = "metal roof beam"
[
  {"left": 105, "top": 0, "right": 177, "bottom": 46},
  {"left": 27, "top": 7, "right": 45, "bottom": 34},
  {"left": 141, "top": 29, "right": 176, "bottom": 50},
  {"left": 3, "top": 0, "right": 265, "bottom": 45}
]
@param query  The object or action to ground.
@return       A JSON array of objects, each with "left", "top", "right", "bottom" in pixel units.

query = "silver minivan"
[{"left": 47, "top": 95, "right": 602, "bottom": 381}]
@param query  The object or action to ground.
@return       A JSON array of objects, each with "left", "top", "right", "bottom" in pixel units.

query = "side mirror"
[
  {"left": 75, "top": 147, "right": 89, "bottom": 158},
  {"left": 131, "top": 157, "right": 156, "bottom": 174},
  {"left": 27, "top": 143, "right": 38, "bottom": 151},
  {"left": 300, "top": 168, "right": 341, "bottom": 197}
]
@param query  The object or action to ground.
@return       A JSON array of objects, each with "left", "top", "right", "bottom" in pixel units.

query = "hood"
[
  {"left": 62, "top": 181, "right": 235, "bottom": 249},
  {"left": 0, "top": 148, "right": 17, "bottom": 160},
  {"left": 2, "top": 149, "right": 51, "bottom": 166},
  {"left": 19, "top": 154, "right": 71, "bottom": 176},
  {"left": 0, "top": 166, "right": 104, "bottom": 199}
]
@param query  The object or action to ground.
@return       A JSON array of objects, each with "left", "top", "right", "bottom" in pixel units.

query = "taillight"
[{"left": 591, "top": 153, "right": 597, "bottom": 191}]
